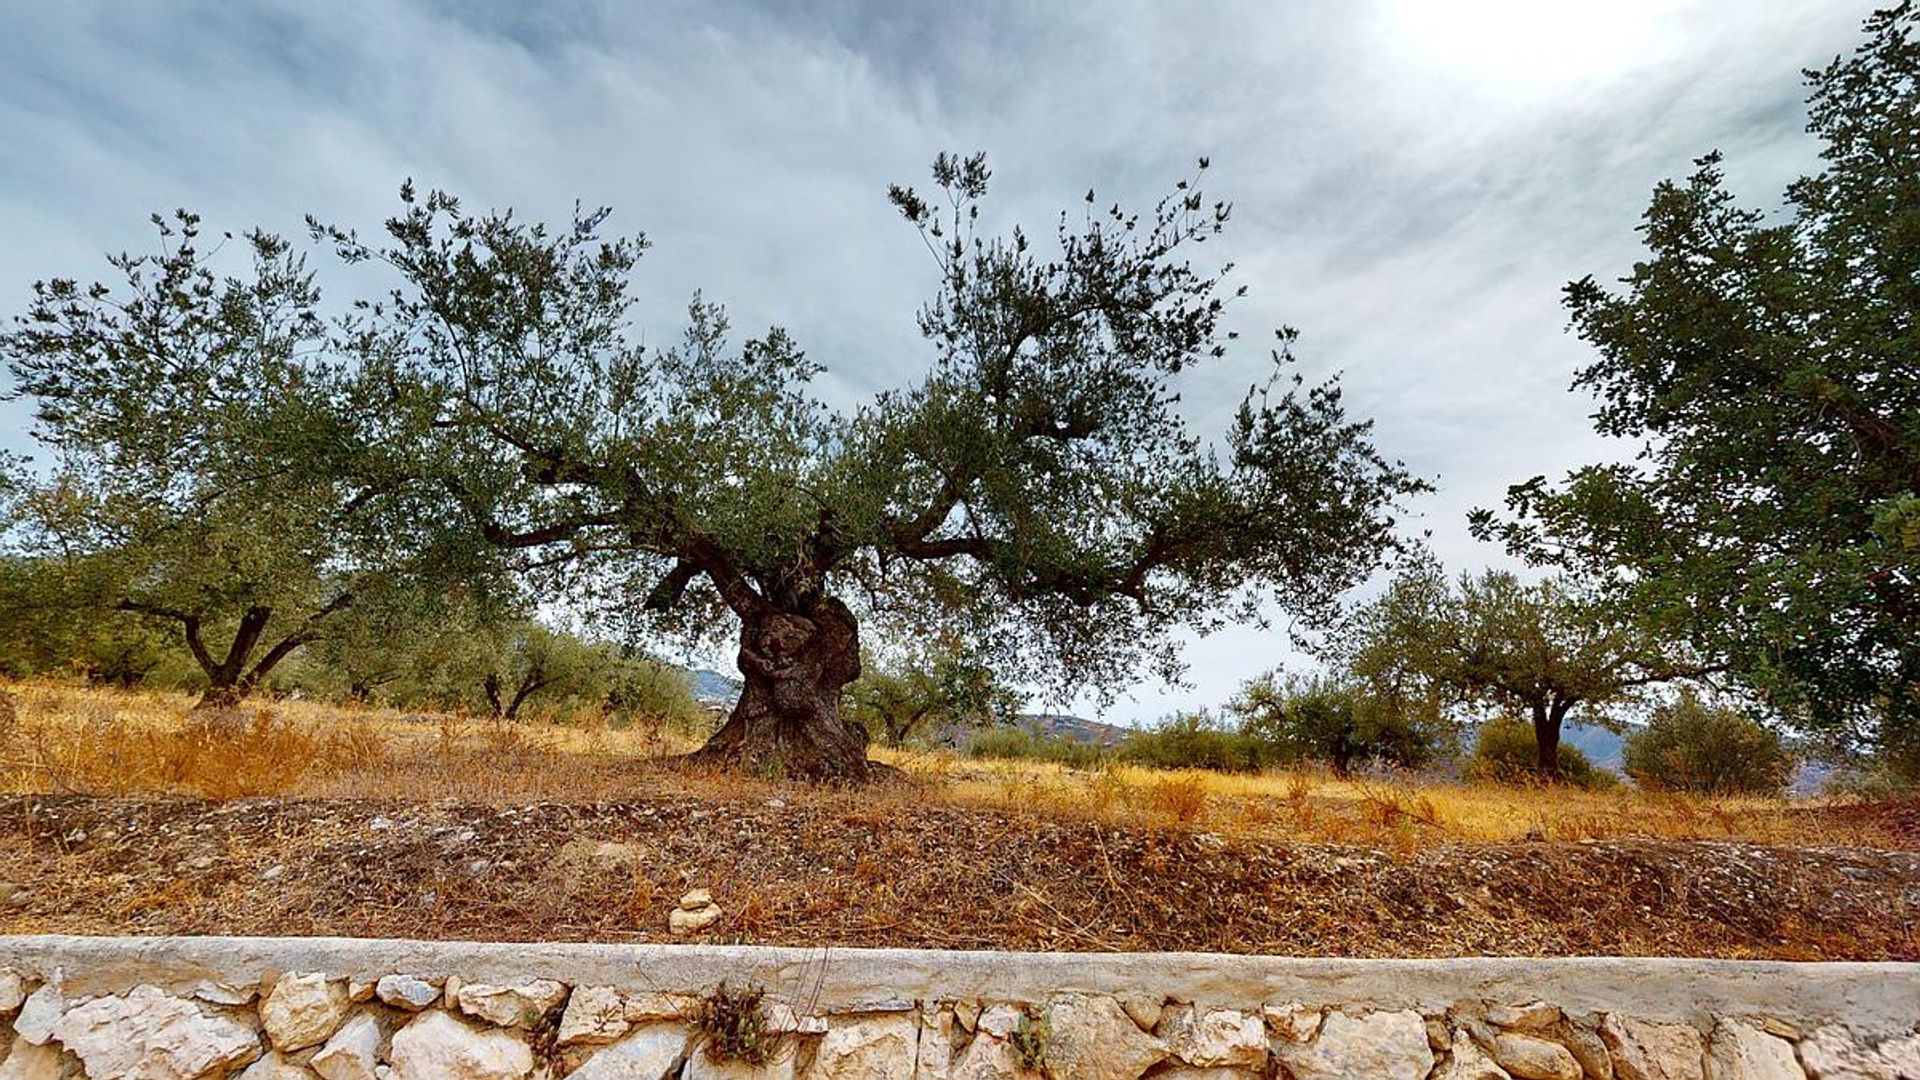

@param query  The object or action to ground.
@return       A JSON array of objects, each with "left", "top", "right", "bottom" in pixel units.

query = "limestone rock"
[
  {"left": 1559, "top": 1023, "right": 1614, "bottom": 1080},
  {"left": 262, "top": 973, "right": 353, "bottom": 1052},
  {"left": 915, "top": 1006, "right": 955, "bottom": 1080},
  {"left": 1045, "top": 994, "right": 1166, "bottom": 1080},
  {"left": 560, "top": 986, "right": 632, "bottom": 1046},
  {"left": 191, "top": 981, "right": 255, "bottom": 1007},
  {"left": 947, "top": 1030, "right": 1037, "bottom": 1080},
  {"left": 12, "top": 985, "right": 60, "bottom": 1046},
  {"left": 1491, "top": 1004, "right": 1566, "bottom": 1034},
  {"left": 454, "top": 980, "right": 569, "bottom": 1028},
  {"left": 387, "top": 1010, "right": 533, "bottom": 1080},
  {"left": 682, "top": 1039, "right": 797, "bottom": 1079},
  {"left": 311, "top": 1013, "right": 382, "bottom": 1080},
  {"left": 1151, "top": 1071, "right": 1263, "bottom": 1080},
  {"left": 347, "top": 981, "right": 376, "bottom": 1004},
  {"left": 952, "top": 1002, "right": 981, "bottom": 1034},
  {"left": 1274, "top": 1009, "right": 1435, "bottom": 1080},
  {"left": 1703, "top": 1020, "right": 1799, "bottom": 1080},
  {"left": 239, "top": 1051, "right": 322, "bottom": 1079},
  {"left": 1600, "top": 1016, "right": 1704, "bottom": 1080},
  {"left": 51, "top": 984, "right": 262, "bottom": 1080},
  {"left": 1429, "top": 1018, "right": 1455, "bottom": 1052},
  {"left": 1120, "top": 998, "right": 1163, "bottom": 1033},
  {"left": 1161, "top": 1006, "right": 1265, "bottom": 1069},
  {"left": 0, "top": 974, "right": 24, "bottom": 1017},
  {"left": 567, "top": 1023, "right": 690, "bottom": 1079},
  {"left": 0, "top": 1041, "right": 66, "bottom": 1080},
  {"left": 974, "top": 1005, "right": 1027, "bottom": 1041},
  {"left": 1798, "top": 1025, "right": 1910, "bottom": 1080},
  {"left": 810, "top": 1014, "right": 919, "bottom": 1079},
  {"left": 1439, "top": 1036, "right": 1513, "bottom": 1080},
  {"left": 1493, "top": 1033, "right": 1581, "bottom": 1080},
  {"left": 1263, "top": 1002, "right": 1323, "bottom": 1044},
  {"left": 1876, "top": 1032, "right": 1920, "bottom": 1077},
  {"left": 670, "top": 905, "right": 725, "bottom": 935},
  {"left": 376, "top": 976, "right": 440, "bottom": 1011}
]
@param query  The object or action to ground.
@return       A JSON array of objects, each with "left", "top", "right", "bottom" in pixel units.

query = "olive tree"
[
  {"left": 311, "top": 156, "right": 1425, "bottom": 780},
  {"left": 0, "top": 217, "right": 429, "bottom": 707}
]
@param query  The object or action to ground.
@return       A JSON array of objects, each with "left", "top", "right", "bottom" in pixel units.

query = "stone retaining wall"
[{"left": 0, "top": 936, "right": 1915, "bottom": 1079}]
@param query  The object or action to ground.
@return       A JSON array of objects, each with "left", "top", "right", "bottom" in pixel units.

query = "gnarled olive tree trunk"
[{"left": 685, "top": 595, "right": 874, "bottom": 782}]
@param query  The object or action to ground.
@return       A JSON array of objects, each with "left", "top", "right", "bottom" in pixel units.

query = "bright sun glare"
[{"left": 1382, "top": 0, "right": 1681, "bottom": 95}]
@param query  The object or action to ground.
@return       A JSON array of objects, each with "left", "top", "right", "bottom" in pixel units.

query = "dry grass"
[
  {"left": 0, "top": 682, "right": 1916, "bottom": 958},
  {"left": 0, "top": 678, "right": 1908, "bottom": 852}
]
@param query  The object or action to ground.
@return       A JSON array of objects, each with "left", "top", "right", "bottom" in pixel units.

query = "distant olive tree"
[{"left": 1227, "top": 670, "right": 1444, "bottom": 777}]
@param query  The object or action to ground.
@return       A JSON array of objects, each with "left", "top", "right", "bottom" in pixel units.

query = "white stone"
[
  {"left": 762, "top": 1000, "right": 828, "bottom": 1036},
  {"left": 312, "top": 1013, "right": 382, "bottom": 1080},
  {"left": 1490, "top": 1004, "right": 1566, "bottom": 1034},
  {"left": 1704, "top": 1020, "right": 1799, "bottom": 1080},
  {"left": 1799, "top": 1025, "right": 1898, "bottom": 1080},
  {"left": 1263, "top": 1002, "right": 1323, "bottom": 1044},
  {"left": 948, "top": 1031, "right": 1036, "bottom": 1080},
  {"left": 1876, "top": 1032, "right": 1920, "bottom": 1077},
  {"left": 1161, "top": 1006, "right": 1265, "bottom": 1069},
  {"left": 974, "top": 1005, "right": 1028, "bottom": 1040},
  {"left": 568, "top": 1023, "right": 689, "bottom": 1079},
  {"left": 12, "top": 985, "right": 60, "bottom": 1046},
  {"left": 560, "top": 986, "right": 632, "bottom": 1045},
  {"left": 1151, "top": 1070, "right": 1263, "bottom": 1080},
  {"left": 915, "top": 1006, "right": 955, "bottom": 1080},
  {"left": 454, "top": 980, "right": 569, "bottom": 1027},
  {"left": 809, "top": 1014, "right": 919, "bottom": 1079},
  {"left": 679, "top": 890, "right": 714, "bottom": 910},
  {"left": 1561, "top": 1022, "right": 1615, "bottom": 1080},
  {"left": 1600, "top": 1016, "right": 1705, "bottom": 1080},
  {"left": 375, "top": 975, "right": 440, "bottom": 1011},
  {"left": 50, "top": 984, "right": 262, "bottom": 1080},
  {"left": 262, "top": 972, "right": 353, "bottom": 1051},
  {"left": 239, "top": 1051, "right": 322, "bottom": 1079},
  {"left": 1044, "top": 994, "right": 1166, "bottom": 1080},
  {"left": 1439, "top": 1037, "right": 1513, "bottom": 1080},
  {"left": 1120, "top": 997, "right": 1163, "bottom": 1033},
  {"left": 682, "top": 1039, "right": 797, "bottom": 1079},
  {"left": 0, "top": 974, "right": 23, "bottom": 1016},
  {"left": 1274, "top": 1009, "right": 1435, "bottom": 1080},
  {"left": 191, "top": 980, "right": 255, "bottom": 1007},
  {"left": 670, "top": 905, "right": 725, "bottom": 934},
  {"left": 387, "top": 1010, "right": 533, "bottom": 1080},
  {"left": 0, "top": 1041, "right": 65, "bottom": 1080},
  {"left": 1493, "top": 1033, "right": 1582, "bottom": 1080}
]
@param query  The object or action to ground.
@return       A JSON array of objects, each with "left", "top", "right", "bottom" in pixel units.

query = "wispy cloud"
[{"left": 0, "top": 0, "right": 1870, "bottom": 721}]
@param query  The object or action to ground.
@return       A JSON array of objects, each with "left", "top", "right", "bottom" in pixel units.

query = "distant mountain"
[
  {"left": 686, "top": 668, "right": 743, "bottom": 705},
  {"left": 1019, "top": 712, "right": 1134, "bottom": 748}
]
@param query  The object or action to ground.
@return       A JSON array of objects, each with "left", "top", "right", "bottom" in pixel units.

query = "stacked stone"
[{"left": 0, "top": 965, "right": 1916, "bottom": 1079}]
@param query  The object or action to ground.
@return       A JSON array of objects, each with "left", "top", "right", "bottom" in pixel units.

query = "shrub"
[
  {"left": 1624, "top": 692, "right": 1793, "bottom": 796},
  {"left": 691, "top": 983, "right": 778, "bottom": 1065},
  {"left": 965, "top": 725, "right": 1108, "bottom": 770},
  {"left": 1119, "top": 712, "right": 1264, "bottom": 772},
  {"left": 1465, "top": 717, "right": 1615, "bottom": 789}
]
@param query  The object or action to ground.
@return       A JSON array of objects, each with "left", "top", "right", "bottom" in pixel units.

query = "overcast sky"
[{"left": 0, "top": 1, "right": 1874, "bottom": 722}]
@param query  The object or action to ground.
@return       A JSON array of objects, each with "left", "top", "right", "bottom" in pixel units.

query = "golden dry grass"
[{"left": 0, "top": 678, "right": 1905, "bottom": 852}]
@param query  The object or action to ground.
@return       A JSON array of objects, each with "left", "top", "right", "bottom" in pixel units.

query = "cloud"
[{"left": 0, "top": 0, "right": 1870, "bottom": 721}]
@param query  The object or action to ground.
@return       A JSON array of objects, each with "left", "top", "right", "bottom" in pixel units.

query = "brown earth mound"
[{"left": 2, "top": 794, "right": 1913, "bottom": 959}]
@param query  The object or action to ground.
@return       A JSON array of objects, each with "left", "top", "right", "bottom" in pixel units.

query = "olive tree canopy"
[{"left": 290, "top": 155, "right": 1426, "bottom": 779}]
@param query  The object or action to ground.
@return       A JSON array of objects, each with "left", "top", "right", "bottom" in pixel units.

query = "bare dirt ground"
[{"left": 3, "top": 791, "right": 1915, "bottom": 959}]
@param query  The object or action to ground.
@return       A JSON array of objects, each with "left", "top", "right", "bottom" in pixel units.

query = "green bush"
[
  {"left": 1623, "top": 692, "right": 1793, "bottom": 796},
  {"left": 1119, "top": 712, "right": 1265, "bottom": 772},
  {"left": 965, "top": 725, "right": 1109, "bottom": 770},
  {"left": 1465, "top": 717, "right": 1615, "bottom": 789}
]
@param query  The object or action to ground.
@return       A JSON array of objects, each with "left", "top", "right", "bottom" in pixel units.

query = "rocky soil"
[{"left": 1, "top": 794, "right": 1916, "bottom": 958}]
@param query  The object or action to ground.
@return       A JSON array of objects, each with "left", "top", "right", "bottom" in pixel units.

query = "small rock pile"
[
  {"left": 0, "top": 962, "right": 1915, "bottom": 1079},
  {"left": 669, "top": 890, "right": 724, "bottom": 936}
]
